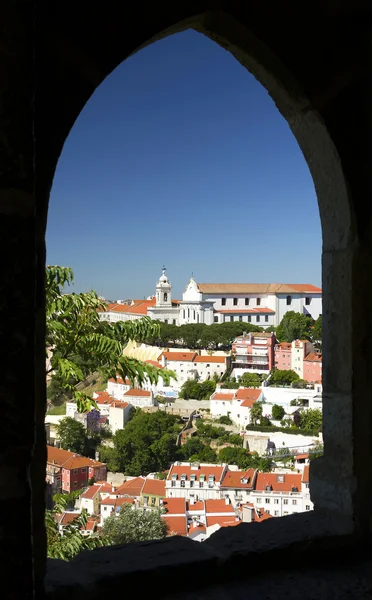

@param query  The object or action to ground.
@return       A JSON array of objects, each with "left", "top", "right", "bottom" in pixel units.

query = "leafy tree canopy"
[
  {"left": 270, "top": 369, "right": 300, "bottom": 387},
  {"left": 100, "top": 504, "right": 168, "bottom": 545},
  {"left": 179, "top": 379, "right": 216, "bottom": 400},
  {"left": 272, "top": 404, "right": 285, "bottom": 420},
  {"left": 299, "top": 408, "right": 322, "bottom": 432},
  {"left": 239, "top": 372, "right": 264, "bottom": 387},
  {"left": 275, "top": 311, "right": 313, "bottom": 343},
  {"left": 56, "top": 417, "right": 88, "bottom": 454},
  {"left": 46, "top": 266, "right": 175, "bottom": 412},
  {"left": 112, "top": 410, "right": 181, "bottom": 475}
]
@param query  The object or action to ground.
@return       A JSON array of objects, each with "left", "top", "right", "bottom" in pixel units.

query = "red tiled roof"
[
  {"left": 159, "top": 352, "right": 197, "bottom": 362},
  {"left": 210, "top": 393, "right": 234, "bottom": 401},
  {"left": 123, "top": 388, "right": 151, "bottom": 397},
  {"left": 142, "top": 478, "right": 166, "bottom": 497},
  {"left": 206, "top": 516, "right": 239, "bottom": 527},
  {"left": 296, "top": 453, "right": 309, "bottom": 461},
  {"left": 101, "top": 497, "right": 134, "bottom": 506},
  {"left": 303, "top": 465, "right": 310, "bottom": 484},
  {"left": 221, "top": 468, "right": 257, "bottom": 489},
  {"left": 275, "top": 342, "right": 292, "bottom": 350},
  {"left": 186, "top": 501, "right": 205, "bottom": 511},
  {"left": 59, "top": 512, "right": 80, "bottom": 526},
  {"left": 47, "top": 446, "right": 106, "bottom": 469},
  {"left": 167, "top": 464, "right": 226, "bottom": 483},
  {"left": 162, "top": 497, "right": 186, "bottom": 515},
  {"left": 304, "top": 353, "right": 322, "bottom": 362},
  {"left": 205, "top": 499, "right": 235, "bottom": 514},
  {"left": 235, "top": 388, "right": 262, "bottom": 407},
  {"left": 193, "top": 355, "right": 226, "bottom": 363},
  {"left": 198, "top": 283, "right": 322, "bottom": 294},
  {"left": 114, "top": 477, "right": 145, "bottom": 497},
  {"left": 162, "top": 515, "right": 187, "bottom": 536},
  {"left": 255, "top": 472, "right": 302, "bottom": 493},
  {"left": 81, "top": 481, "right": 113, "bottom": 499}
]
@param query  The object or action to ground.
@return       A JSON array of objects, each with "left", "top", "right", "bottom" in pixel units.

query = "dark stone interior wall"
[{"left": 1, "top": 1, "right": 371, "bottom": 597}]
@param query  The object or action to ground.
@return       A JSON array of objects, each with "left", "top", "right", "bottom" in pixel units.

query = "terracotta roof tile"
[
  {"left": 303, "top": 465, "right": 310, "bottom": 484},
  {"left": 193, "top": 355, "right": 226, "bottom": 363},
  {"left": 304, "top": 353, "right": 322, "bottom": 362},
  {"left": 198, "top": 283, "right": 322, "bottom": 294},
  {"left": 221, "top": 469, "right": 257, "bottom": 489},
  {"left": 114, "top": 477, "right": 145, "bottom": 497},
  {"left": 206, "top": 516, "right": 240, "bottom": 527},
  {"left": 255, "top": 473, "right": 302, "bottom": 493},
  {"left": 162, "top": 515, "right": 187, "bottom": 536},
  {"left": 123, "top": 388, "right": 151, "bottom": 397},
  {"left": 142, "top": 478, "right": 166, "bottom": 497},
  {"left": 205, "top": 499, "right": 235, "bottom": 514},
  {"left": 210, "top": 393, "right": 234, "bottom": 401},
  {"left": 161, "top": 497, "right": 186, "bottom": 515}
]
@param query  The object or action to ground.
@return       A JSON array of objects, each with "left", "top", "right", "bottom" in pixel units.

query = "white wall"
[
  {"left": 261, "top": 386, "right": 321, "bottom": 406},
  {"left": 107, "top": 380, "right": 131, "bottom": 400},
  {"left": 210, "top": 400, "right": 232, "bottom": 418},
  {"left": 244, "top": 430, "right": 323, "bottom": 453}
]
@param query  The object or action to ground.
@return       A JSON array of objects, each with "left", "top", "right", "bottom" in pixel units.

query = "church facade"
[{"left": 101, "top": 268, "right": 322, "bottom": 328}]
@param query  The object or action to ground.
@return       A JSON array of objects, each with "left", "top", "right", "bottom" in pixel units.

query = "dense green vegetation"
[
  {"left": 143, "top": 320, "right": 264, "bottom": 350},
  {"left": 101, "top": 504, "right": 168, "bottom": 545}
]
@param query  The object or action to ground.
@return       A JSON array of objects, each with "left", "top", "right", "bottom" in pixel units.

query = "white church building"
[{"left": 101, "top": 268, "right": 322, "bottom": 328}]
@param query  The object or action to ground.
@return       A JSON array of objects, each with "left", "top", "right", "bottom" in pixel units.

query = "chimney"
[
  {"left": 190, "top": 496, "right": 195, "bottom": 505},
  {"left": 242, "top": 506, "right": 254, "bottom": 523},
  {"left": 95, "top": 451, "right": 100, "bottom": 462},
  {"left": 225, "top": 496, "right": 230, "bottom": 506},
  {"left": 111, "top": 486, "right": 115, "bottom": 493}
]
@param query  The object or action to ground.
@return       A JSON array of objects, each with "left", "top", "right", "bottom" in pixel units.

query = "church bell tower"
[{"left": 155, "top": 266, "right": 172, "bottom": 307}]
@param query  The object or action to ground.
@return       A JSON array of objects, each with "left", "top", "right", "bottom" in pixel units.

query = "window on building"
[
  {"left": 306, "top": 505, "right": 311, "bottom": 510},
  {"left": 81, "top": 468, "right": 86, "bottom": 473},
  {"left": 62, "top": 469, "right": 65, "bottom": 474},
  {"left": 265, "top": 315, "right": 268, "bottom": 322},
  {"left": 305, "top": 297, "right": 311, "bottom": 305},
  {"left": 183, "top": 310, "right": 185, "bottom": 318},
  {"left": 164, "top": 293, "right": 168, "bottom": 302},
  {"left": 292, "top": 499, "right": 297, "bottom": 505},
  {"left": 256, "top": 498, "right": 262, "bottom": 504},
  {"left": 73, "top": 481, "right": 78, "bottom": 487},
  {"left": 171, "top": 480, "right": 176, "bottom": 487},
  {"left": 286, "top": 295, "right": 292, "bottom": 305},
  {"left": 256, "top": 316, "right": 260, "bottom": 322},
  {"left": 164, "top": 319, "right": 168, "bottom": 324},
  {"left": 188, "top": 309, "right": 190, "bottom": 318},
  {"left": 103, "top": 506, "right": 107, "bottom": 511},
  {"left": 66, "top": 482, "right": 70, "bottom": 488},
  {"left": 233, "top": 298, "right": 238, "bottom": 306},
  {"left": 193, "top": 310, "right": 196, "bottom": 320},
  {"left": 248, "top": 316, "right": 251, "bottom": 322},
  {"left": 230, "top": 316, "right": 234, "bottom": 322},
  {"left": 180, "top": 480, "right": 185, "bottom": 487},
  {"left": 221, "top": 298, "right": 226, "bottom": 306},
  {"left": 73, "top": 469, "right": 78, "bottom": 475},
  {"left": 274, "top": 510, "right": 280, "bottom": 516},
  {"left": 173, "top": 319, "right": 176, "bottom": 325},
  {"left": 239, "top": 316, "right": 242, "bottom": 322},
  {"left": 143, "top": 496, "right": 149, "bottom": 505},
  {"left": 256, "top": 298, "right": 261, "bottom": 306},
  {"left": 265, "top": 498, "right": 270, "bottom": 504},
  {"left": 214, "top": 316, "right": 218, "bottom": 323},
  {"left": 245, "top": 298, "right": 249, "bottom": 305},
  {"left": 199, "top": 481, "right": 204, "bottom": 488},
  {"left": 151, "top": 497, "right": 156, "bottom": 506},
  {"left": 274, "top": 499, "right": 279, "bottom": 504},
  {"left": 283, "top": 499, "right": 288, "bottom": 505}
]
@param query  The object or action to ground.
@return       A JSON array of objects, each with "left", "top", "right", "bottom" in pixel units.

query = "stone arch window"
[{"left": 5, "top": 5, "right": 367, "bottom": 596}]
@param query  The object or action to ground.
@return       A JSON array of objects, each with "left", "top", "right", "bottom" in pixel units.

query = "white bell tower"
[{"left": 156, "top": 266, "right": 172, "bottom": 307}]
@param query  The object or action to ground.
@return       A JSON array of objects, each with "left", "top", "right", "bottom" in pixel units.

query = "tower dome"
[{"left": 155, "top": 266, "right": 172, "bottom": 307}]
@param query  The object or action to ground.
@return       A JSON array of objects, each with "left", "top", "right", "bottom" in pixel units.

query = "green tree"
[
  {"left": 179, "top": 379, "right": 216, "bottom": 400},
  {"left": 56, "top": 417, "right": 88, "bottom": 454},
  {"left": 96, "top": 445, "right": 121, "bottom": 472},
  {"left": 272, "top": 404, "right": 285, "bottom": 420},
  {"left": 101, "top": 504, "right": 168, "bottom": 545},
  {"left": 46, "top": 497, "right": 106, "bottom": 560},
  {"left": 239, "top": 372, "right": 263, "bottom": 387},
  {"left": 228, "top": 434, "right": 243, "bottom": 446},
  {"left": 46, "top": 266, "right": 174, "bottom": 412},
  {"left": 275, "top": 311, "right": 313, "bottom": 343},
  {"left": 217, "top": 415, "right": 232, "bottom": 425},
  {"left": 250, "top": 402, "right": 263, "bottom": 425},
  {"left": 270, "top": 369, "right": 300, "bottom": 386},
  {"left": 299, "top": 408, "right": 322, "bottom": 432},
  {"left": 189, "top": 444, "right": 218, "bottom": 463},
  {"left": 218, "top": 446, "right": 252, "bottom": 469},
  {"left": 113, "top": 411, "right": 181, "bottom": 475},
  {"left": 313, "top": 315, "right": 322, "bottom": 348},
  {"left": 178, "top": 437, "right": 205, "bottom": 459}
]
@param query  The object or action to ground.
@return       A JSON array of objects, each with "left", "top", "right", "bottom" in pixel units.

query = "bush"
[
  {"left": 245, "top": 424, "right": 319, "bottom": 436},
  {"left": 217, "top": 415, "right": 232, "bottom": 425},
  {"left": 272, "top": 404, "right": 285, "bottom": 420}
]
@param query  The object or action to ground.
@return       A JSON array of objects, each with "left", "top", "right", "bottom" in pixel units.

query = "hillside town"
[{"left": 45, "top": 267, "right": 323, "bottom": 555}]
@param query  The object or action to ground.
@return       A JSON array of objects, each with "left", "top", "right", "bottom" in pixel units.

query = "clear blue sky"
[{"left": 47, "top": 30, "right": 321, "bottom": 301}]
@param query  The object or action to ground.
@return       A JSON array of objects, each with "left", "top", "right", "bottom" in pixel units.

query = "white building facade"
[{"left": 99, "top": 269, "right": 322, "bottom": 328}]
